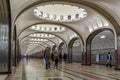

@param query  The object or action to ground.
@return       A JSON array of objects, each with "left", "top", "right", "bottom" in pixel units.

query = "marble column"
[{"left": 114, "top": 49, "right": 118, "bottom": 69}]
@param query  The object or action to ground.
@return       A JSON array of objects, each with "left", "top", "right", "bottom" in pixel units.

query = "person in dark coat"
[
  {"left": 63, "top": 53, "right": 67, "bottom": 63},
  {"left": 106, "top": 52, "right": 112, "bottom": 68},
  {"left": 44, "top": 47, "right": 50, "bottom": 69},
  {"left": 51, "top": 52, "right": 54, "bottom": 64},
  {"left": 59, "top": 52, "right": 62, "bottom": 63},
  {"left": 54, "top": 51, "right": 59, "bottom": 69}
]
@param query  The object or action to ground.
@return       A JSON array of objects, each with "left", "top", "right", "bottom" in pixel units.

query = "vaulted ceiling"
[{"left": 10, "top": 0, "right": 120, "bottom": 55}]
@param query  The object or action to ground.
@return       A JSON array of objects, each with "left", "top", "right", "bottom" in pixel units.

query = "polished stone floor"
[
  {"left": 0, "top": 75, "right": 7, "bottom": 80},
  {"left": 3, "top": 58, "right": 120, "bottom": 80}
]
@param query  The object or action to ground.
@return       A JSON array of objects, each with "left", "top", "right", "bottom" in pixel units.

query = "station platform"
[{"left": 4, "top": 58, "right": 120, "bottom": 80}]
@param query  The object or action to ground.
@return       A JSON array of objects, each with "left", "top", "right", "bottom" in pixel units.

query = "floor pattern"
[
  {"left": 3, "top": 58, "right": 120, "bottom": 80},
  {"left": 0, "top": 75, "right": 8, "bottom": 80}
]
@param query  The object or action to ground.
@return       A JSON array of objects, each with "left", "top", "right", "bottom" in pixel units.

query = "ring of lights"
[
  {"left": 29, "top": 33, "right": 55, "bottom": 38},
  {"left": 29, "top": 33, "right": 54, "bottom": 44},
  {"left": 30, "top": 38, "right": 48, "bottom": 42},
  {"left": 33, "top": 4, "right": 87, "bottom": 22},
  {"left": 30, "top": 24, "right": 66, "bottom": 32}
]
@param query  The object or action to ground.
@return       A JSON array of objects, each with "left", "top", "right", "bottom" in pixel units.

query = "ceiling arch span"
[
  {"left": 58, "top": 42, "right": 65, "bottom": 49},
  {"left": 41, "top": 41, "right": 51, "bottom": 47},
  {"left": 13, "top": 0, "right": 120, "bottom": 35},
  {"left": 68, "top": 37, "right": 79, "bottom": 49},
  {"left": 58, "top": 42, "right": 65, "bottom": 53},
  {"left": 40, "top": 38, "right": 56, "bottom": 46},
  {"left": 52, "top": 45, "right": 57, "bottom": 52},
  {"left": 26, "top": 43, "right": 48, "bottom": 54},
  {"left": 20, "top": 42, "right": 29, "bottom": 48},
  {"left": 20, "top": 39, "right": 49, "bottom": 48},
  {"left": 38, "top": 44, "right": 46, "bottom": 48},
  {"left": 87, "top": 28, "right": 114, "bottom": 41},
  {"left": 20, "top": 40, "right": 29, "bottom": 46},
  {"left": 86, "top": 28, "right": 115, "bottom": 50},
  {"left": 36, "top": 45, "right": 44, "bottom": 50},
  {"left": 18, "top": 22, "right": 84, "bottom": 46},
  {"left": 19, "top": 32, "right": 67, "bottom": 48},
  {"left": 30, "top": 41, "right": 51, "bottom": 48},
  {"left": 20, "top": 41, "right": 46, "bottom": 51},
  {"left": 20, "top": 37, "right": 57, "bottom": 46},
  {"left": 27, "top": 46, "right": 43, "bottom": 54}
]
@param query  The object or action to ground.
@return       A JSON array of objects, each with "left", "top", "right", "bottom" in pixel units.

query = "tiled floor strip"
[{"left": 4, "top": 58, "right": 120, "bottom": 80}]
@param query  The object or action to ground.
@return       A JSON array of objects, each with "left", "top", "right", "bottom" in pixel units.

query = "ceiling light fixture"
[
  {"left": 29, "top": 33, "right": 55, "bottom": 38},
  {"left": 30, "top": 24, "right": 66, "bottom": 32},
  {"left": 100, "top": 35, "right": 106, "bottom": 39},
  {"left": 33, "top": 4, "right": 87, "bottom": 22}
]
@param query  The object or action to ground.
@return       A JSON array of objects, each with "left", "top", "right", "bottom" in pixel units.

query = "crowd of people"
[{"left": 43, "top": 47, "right": 67, "bottom": 69}]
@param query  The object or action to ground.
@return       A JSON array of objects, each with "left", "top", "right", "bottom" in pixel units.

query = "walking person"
[
  {"left": 50, "top": 52, "right": 54, "bottom": 65},
  {"left": 63, "top": 53, "right": 67, "bottom": 63},
  {"left": 59, "top": 52, "right": 62, "bottom": 64},
  {"left": 44, "top": 47, "right": 50, "bottom": 69},
  {"left": 54, "top": 51, "right": 59, "bottom": 69},
  {"left": 106, "top": 52, "right": 112, "bottom": 68}
]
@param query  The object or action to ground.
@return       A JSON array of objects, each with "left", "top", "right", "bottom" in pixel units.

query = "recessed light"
[{"left": 100, "top": 35, "right": 106, "bottom": 38}]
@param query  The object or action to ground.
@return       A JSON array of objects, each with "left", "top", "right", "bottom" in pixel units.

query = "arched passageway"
[
  {"left": 58, "top": 42, "right": 67, "bottom": 55},
  {"left": 86, "top": 29, "right": 116, "bottom": 67},
  {"left": 68, "top": 38, "right": 83, "bottom": 63},
  {"left": 72, "top": 39, "right": 82, "bottom": 62},
  {"left": 58, "top": 42, "right": 64, "bottom": 54},
  {"left": 91, "top": 30, "right": 114, "bottom": 65},
  {"left": 52, "top": 45, "right": 57, "bottom": 54},
  {"left": 61, "top": 43, "right": 68, "bottom": 56}
]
